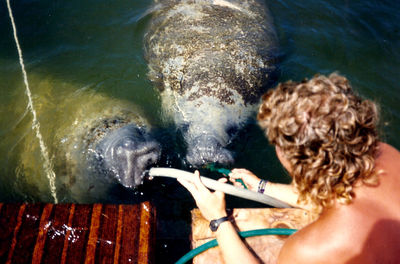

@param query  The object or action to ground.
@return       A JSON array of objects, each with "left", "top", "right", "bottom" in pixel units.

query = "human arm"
[
  {"left": 214, "top": 219, "right": 260, "bottom": 264},
  {"left": 177, "top": 171, "right": 260, "bottom": 264},
  {"left": 229, "top": 169, "right": 312, "bottom": 210}
]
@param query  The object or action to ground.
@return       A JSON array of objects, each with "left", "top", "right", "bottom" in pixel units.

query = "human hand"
[
  {"left": 229, "top": 169, "right": 261, "bottom": 192},
  {"left": 178, "top": 170, "right": 227, "bottom": 221}
]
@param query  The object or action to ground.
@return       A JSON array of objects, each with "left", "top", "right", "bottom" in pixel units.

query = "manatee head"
[
  {"left": 182, "top": 118, "right": 237, "bottom": 167},
  {"left": 95, "top": 124, "right": 160, "bottom": 188}
]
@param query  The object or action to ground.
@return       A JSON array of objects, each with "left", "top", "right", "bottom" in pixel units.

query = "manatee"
[
  {"left": 144, "top": 0, "right": 278, "bottom": 166},
  {"left": 10, "top": 76, "right": 160, "bottom": 203},
  {"left": 56, "top": 94, "right": 161, "bottom": 203}
]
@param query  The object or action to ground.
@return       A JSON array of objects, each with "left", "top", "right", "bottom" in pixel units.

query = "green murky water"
[{"left": 1, "top": 0, "right": 399, "bottom": 261}]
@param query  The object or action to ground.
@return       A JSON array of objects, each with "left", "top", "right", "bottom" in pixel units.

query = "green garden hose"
[
  {"left": 205, "top": 163, "right": 248, "bottom": 189},
  {"left": 175, "top": 228, "right": 297, "bottom": 264}
]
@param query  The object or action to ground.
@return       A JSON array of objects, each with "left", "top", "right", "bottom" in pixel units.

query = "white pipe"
[{"left": 148, "top": 167, "right": 292, "bottom": 208}]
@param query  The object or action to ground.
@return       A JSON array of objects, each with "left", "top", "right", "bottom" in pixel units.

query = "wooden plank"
[
  {"left": 95, "top": 204, "right": 119, "bottom": 263},
  {"left": 85, "top": 204, "right": 103, "bottom": 264},
  {"left": 6, "top": 203, "right": 26, "bottom": 264},
  {"left": 138, "top": 201, "right": 156, "bottom": 264},
  {"left": 41, "top": 204, "right": 73, "bottom": 263},
  {"left": 113, "top": 205, "right": 124, "bottom": 264},
  {"left": 118, "top": 204, "right": 141, "bottom": 263},
  {"left": 0, "top": 203, "right": 21, "bottom": 262},
  {"left": 61, "top": 203, "right": 76, "bottom": 264},
  {"left": 12, "top": 203, "right": 44, "bottom": 263},
  {"left": 32, "top": 203, "right": 54, "bottom": 263},
  {"left": 67, "top": 204, "right": 97, "bottom": 264}
]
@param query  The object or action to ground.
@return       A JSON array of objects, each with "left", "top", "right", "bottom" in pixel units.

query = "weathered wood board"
[{"left": 191, "top": 208, "right": 318, "bottom": 264}]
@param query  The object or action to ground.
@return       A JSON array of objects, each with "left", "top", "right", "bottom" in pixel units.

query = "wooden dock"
[{"left": 0, "top": 202, "right": 156, "bottom": 264}]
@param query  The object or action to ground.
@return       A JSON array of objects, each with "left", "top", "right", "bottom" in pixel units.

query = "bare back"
[{"left": 278, "top": 142, "right": 400, "bottom": 264}]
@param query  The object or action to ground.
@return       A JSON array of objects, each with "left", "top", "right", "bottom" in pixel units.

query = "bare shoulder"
[
  {"left": 277, "top": 230, "right": 313, "bottom": 264},
  {"left": 376, "top": 142, "right": 400, "bottom": 164},
  {"left": 277, "top": 223, "right": 331, "bottom": 264},
  {"left": 276, "top": 214, "right": 356, "bottom": 264},
  {"left": 378, "top": 142, "right": 400, "bottom": 152},
  {"left": 375, "top": 142, "right": 400, "bottom": 203}
]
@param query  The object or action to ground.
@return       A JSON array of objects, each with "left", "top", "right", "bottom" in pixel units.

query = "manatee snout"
[
  {"left": 112, "top": 138, "right": 160, "bottom": 188},
  {"left": 97, "top": 125, "right": 160, "bottom": 188},
  {"left": 186, "top": 134, "right": 234, "bottom": 167}
]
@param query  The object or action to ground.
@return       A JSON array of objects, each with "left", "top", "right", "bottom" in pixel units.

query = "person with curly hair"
[{"left": 178, "top": 73, "right": 400, "bottom": 263}]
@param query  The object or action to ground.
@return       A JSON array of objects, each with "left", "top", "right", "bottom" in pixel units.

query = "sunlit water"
[{"left": 0, "top": 0, "right": 399, "bottom": 262}]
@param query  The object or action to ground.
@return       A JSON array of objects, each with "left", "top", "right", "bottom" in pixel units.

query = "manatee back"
[{"left": 145, "top": 0, "right": 278, "bottom": 105}]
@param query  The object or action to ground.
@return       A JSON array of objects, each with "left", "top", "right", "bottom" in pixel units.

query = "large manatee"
[
  {"left": 9, "top": 76, "right": 160, "bottom": 203},
  {"left": 144, "top": 0, "right": 277, "bottom": 166}
]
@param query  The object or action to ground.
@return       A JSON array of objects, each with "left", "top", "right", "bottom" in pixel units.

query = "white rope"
[{"left": 6, "top": 0, "right": 58, "bottom": 203}]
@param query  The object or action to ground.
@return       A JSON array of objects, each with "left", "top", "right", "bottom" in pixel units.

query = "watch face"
[
  {"left": 210, "top": 220, "right": 218, "bottom": 231},
  {"left": 209, "top": 216, "right": 229, "bottom": 232}
]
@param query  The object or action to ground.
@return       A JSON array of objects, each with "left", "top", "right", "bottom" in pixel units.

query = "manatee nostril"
[
  {"left": 142, "top": 144, "right": 160, "bottom": 165},
  {"left": 123, "top": 140, "right": 135, "bottom": 148},
  {"left": 145, "top": 152, "right": 159, "bottom": 166},
  {"left": 116, "top": 146, "right": 124, "bottom": 156}
]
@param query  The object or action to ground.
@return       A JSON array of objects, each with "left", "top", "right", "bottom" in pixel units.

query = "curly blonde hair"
[{"left": 258, "top": 73, "right": 380, "bottom": 211}]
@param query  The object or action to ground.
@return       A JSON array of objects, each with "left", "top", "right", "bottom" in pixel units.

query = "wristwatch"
[{"left": 209, "top": 216, "right": 230, "bottom": 232}]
